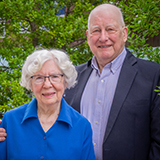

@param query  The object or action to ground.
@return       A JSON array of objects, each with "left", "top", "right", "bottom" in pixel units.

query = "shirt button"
[
  {"left": 40, "top": 156, "right": 44, "bottom": 159},
  {"left": 95, "top": 121, "right": 98, "bottom": 124},
  {"left": 43, "top": 136, "right": 46, "bottom": 140},
  {"left": 101, "top": 79, "right": 104, "bottom": 83},
  {"left": 93, "top": 143, "right": 96, "bottom": 146},
  {"left": 98, "top": 100, "right": 101, "bottom": 103}
]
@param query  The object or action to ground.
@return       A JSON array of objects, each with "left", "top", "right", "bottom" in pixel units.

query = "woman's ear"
[
  {"left": 30, "top": 83, "right": 33, "bottom": 92},
  {"left": 64, "top": 82, "right": 67, "bottom": 89}
]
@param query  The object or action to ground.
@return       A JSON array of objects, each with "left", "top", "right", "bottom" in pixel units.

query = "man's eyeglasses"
[{"left": 31, "top": 74, "right": 64, "bottom": 85}]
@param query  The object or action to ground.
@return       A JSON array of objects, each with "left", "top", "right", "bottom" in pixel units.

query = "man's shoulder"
[
  {"left": 126, "top": 49, "right": 160, "bottom": 69},
  {"left": 124, "top": 50, "right": 160, "bottom": 82},
  {"left": 75, "top": 59, "right": 92, "bottom": 72},
  {"left": 135, "top": 57, "right": 160, "bottom": 74}
]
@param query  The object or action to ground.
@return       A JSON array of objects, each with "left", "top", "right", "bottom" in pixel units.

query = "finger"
[
  {"left": 0, "top": 137, "right": 6, "bottom": 141},
  {"left": 0, "top": 128, "right": 6, "bottom": 133},
  {"left": 0, "top": 132, "right": 7, "bottom": 136},
  {"left": 0, "top": 130, "right": 7, "bottom": 142},
  {"left": 0, "top": 128, "right": 7, "bottom": 137}
]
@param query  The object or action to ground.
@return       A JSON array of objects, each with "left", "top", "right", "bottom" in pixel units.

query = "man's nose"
[{"left": 99, "top": 30, "right": 109, "bottom": 42}]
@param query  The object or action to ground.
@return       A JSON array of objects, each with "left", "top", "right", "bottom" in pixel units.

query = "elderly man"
[{"left": 64, "top": 3, "right": 160, "bottom": 160}]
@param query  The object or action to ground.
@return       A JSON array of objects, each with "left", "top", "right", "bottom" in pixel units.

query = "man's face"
[{"left": 86, "top": 9, "right": 128, "bottom": 70}]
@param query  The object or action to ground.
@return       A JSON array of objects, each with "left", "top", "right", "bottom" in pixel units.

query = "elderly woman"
[{"left": 0, "top": 49, "right": 95, "bottom": 160}]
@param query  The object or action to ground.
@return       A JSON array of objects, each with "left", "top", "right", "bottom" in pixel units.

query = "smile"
[
  {"left": 98, "top": 45, "right": 111, "bottom": 48},
  {"left": 42, "top": 92, "right": 55, "bottom": 97}
]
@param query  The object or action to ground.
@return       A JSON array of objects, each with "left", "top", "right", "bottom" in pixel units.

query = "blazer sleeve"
[{"left": 149, "top": 66, "right": 160, "bottom": 159}]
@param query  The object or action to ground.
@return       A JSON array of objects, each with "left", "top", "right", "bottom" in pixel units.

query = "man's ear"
[
  {"left": 86, "top": 30, "right": 88, "bottom": 36},
  {"left": 123, "top": 26, "right": 128, "bottom": 42},
  {"left": 86, "top": 30, "right": 89, "bottom": 41}
]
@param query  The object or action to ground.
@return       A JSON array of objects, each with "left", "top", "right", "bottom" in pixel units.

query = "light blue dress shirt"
[
  {"left": 0, "top": 98, "right": 95, "bottom": 160},
  {"left": 81, "top": 48, "right": 127, "bottom": 160}
]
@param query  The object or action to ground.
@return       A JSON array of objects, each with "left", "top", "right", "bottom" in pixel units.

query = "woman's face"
[{"left": 31, "top": 59, "right": 66, "bottom": 108}]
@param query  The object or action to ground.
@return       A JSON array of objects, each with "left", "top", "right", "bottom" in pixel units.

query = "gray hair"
[{"left": 20, "top": 49, "right": 77, "bottom": 90}]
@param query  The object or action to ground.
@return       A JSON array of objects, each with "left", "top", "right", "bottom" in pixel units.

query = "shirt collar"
[
  {"left": 57, "top": 98, "right": 73, "bottom": 127},
  {"left": 21, "top": 98, "right": 73, "bottom": 127},
  {"left": 91, "top": 48, "right": 127, "bottom": 75},
  {"left": 21, "top": 98, "right": 38, "bottom": 124}
]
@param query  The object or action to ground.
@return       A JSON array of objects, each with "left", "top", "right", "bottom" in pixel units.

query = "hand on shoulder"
[{"left": 0, "top": 120, "right": 7, "bottom": 141}]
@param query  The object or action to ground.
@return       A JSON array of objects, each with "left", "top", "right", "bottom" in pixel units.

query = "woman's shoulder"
[
  {"left": 65, "top": 102, "right": 91, "bottom": 129},
  {"left": 3, "top": 103, "right": 29, "bottom": 119}
]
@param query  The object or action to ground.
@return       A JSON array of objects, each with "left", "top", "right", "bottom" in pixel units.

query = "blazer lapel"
[
  {"left": 103, "top": 51, "right": 138, "bottom": 143},
  {"left": 71, "top": 61, "right": 93, "bottom": 112}
]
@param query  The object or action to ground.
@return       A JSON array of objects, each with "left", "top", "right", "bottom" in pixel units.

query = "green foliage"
[
  {"left": 0, "top": 0, "right": 160, "bottom": 112},
  {"left": 155, "top": 86, "right": 160, "bottom": 96},
  {"left": 121, "top": 0, "right": 160, "bottom": 62}
]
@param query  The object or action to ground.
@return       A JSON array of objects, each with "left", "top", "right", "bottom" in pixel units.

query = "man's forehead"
[{"left": 90, "top": 24, "right": 115, "bottom": 29}]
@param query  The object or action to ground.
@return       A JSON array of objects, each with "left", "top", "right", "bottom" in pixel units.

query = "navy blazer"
[{"left": 64, "top": 49, "right": 160, "bottom": 160}]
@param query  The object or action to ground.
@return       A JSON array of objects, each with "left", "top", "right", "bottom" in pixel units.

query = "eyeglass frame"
[
  {"left": 30, "top": 74, "right": 64, "bottom": 85},
  {"left": 90, "top": 25, "right": 125, "bottom": 36}
]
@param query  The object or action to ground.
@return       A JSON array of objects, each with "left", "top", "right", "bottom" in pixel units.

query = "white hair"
[{"left": 20, "top": 49, "right": 77, "bottom": 90}]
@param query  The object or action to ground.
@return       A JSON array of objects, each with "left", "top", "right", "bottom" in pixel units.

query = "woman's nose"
[{"left": 43, "top": 77, "right": 52, "bottom": 87}]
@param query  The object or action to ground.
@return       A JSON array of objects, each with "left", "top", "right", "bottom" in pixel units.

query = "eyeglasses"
[
  {"left": 31, "top": 74, "right": 64, "bottom": 85},
  {"left": 91, "top": 26, "right": 123, "bottom": 35}
]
